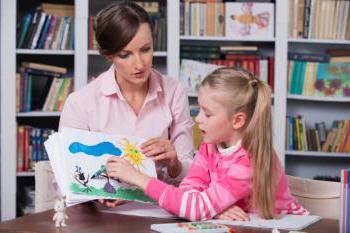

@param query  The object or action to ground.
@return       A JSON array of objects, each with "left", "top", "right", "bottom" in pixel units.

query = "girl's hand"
[
  {"left": 106, "top": 157, "right": 151, "bottom": 190},
  {"left": 97, "top": 199, "right": 126, "bottom": 208},
  {"left": 215, "top": 205, "right": 249, "bottom": 221},
  {"left": 141, "top": 138, "right": 181, "bottom": 177}
]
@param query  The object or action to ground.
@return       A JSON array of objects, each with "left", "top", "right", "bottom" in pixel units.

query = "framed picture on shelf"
[{"left": 225, "top": 2, "right": 274, "bottom": 39}]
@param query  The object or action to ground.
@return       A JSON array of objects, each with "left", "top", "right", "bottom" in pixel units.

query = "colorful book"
[
  {"left": 179, "top": 59, "right": 222, "bottom": 96},
  {"left": 44, "top": 128, "right": 157, "bottom": 206},
  {"left": 314, "top": 63, "right": 350, "bottom": 97}
]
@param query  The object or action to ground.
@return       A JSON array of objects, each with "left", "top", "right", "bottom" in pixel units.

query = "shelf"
[
  {"left": 17, "top": 172, "right": 34, "bottom": 177},
  {"left": 188, "top": 94, "right": 275, "bottom": 98},
  {"left": 286, "top": 150, "right": 350, "bottom": 158},
  {"left": 180, "top": 36, "right": 275, "bottom": 42},
  {"left": 16, "top": 111, "right": 61, "bottom": 117},
  {"left": 88, "top": 50, "right": 167, "bottom": 57},
  {"left": 16, "top": 49, "right": 74, "bottom": 55},
  {"left": 288, "top": 38, "right": 350, "bottom": 45},
  {"left": 288, "top": 94, "right": 350, "bottom": 103}
]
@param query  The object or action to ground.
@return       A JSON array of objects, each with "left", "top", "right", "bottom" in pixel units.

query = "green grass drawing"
[{"left": 70, "top": 182, "right": 154, "bottom": 203}]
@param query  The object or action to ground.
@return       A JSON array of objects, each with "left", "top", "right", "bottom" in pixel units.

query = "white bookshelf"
[
  {"left": 16, "top": 112, "right": 61, "bottom": 117},
  {"left": 88, "top": 49, "right": 167, "bottom": 57},
  {"left": 288, "top": 94, "right": 350, "bottom": 102},
  {"left": 288, "top": 38, "right": 350, "bottom": 44},
  {"left": 17, "top": 172, "right": 35, "bottom": 177},
  {"left": 286, "top": 150, "right": 350, "bottom": 158},
  {"left": 286, "top": 41, "right": 350, "bottom": 178},
  {"left": 180, "top": 36, "right": 275, "bottom": 42},
  {"left": 16, "top": 49, "right": 75, "bottom": 55}
]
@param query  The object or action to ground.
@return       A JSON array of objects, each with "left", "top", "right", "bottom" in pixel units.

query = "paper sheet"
[{"left": 96, "top": 201, "right": 179, "bottom": 219}]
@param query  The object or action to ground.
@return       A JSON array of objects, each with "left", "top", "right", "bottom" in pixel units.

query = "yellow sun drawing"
[{"left": 121, "top": 138, "right": 145, "bottom": 170}]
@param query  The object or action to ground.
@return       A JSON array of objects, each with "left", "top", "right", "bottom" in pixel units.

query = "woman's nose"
[{"left": 134, "top": 54, "right": 144, "bottom": 70}]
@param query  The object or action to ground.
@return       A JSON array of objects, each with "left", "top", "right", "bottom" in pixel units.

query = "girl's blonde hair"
[{"left": 201, "top": 67, "right": 276, "bottom": 219}]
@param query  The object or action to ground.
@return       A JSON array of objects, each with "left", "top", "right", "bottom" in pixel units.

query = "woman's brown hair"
[
  {"left": 201, "top": 67, "right": 277, "bottom": 219},
  {"left": 94, "top": 1, "right": 151, "bottom": 56}
]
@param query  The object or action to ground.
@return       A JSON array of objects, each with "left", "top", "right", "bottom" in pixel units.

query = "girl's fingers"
[{"left": 227, "top": 209, "right": 249, "bottom": 221}]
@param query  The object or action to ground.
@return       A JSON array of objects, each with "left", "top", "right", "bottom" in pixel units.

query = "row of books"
[
  {"left": 180, "top": 1, "right": 275, "bottom": 39},
  {"left": 179, "top": 56, "right": 274, "bottom": 96},
  {"left": 289, "top": 0, "right": 350, "bottom": 40},
  {"left": 17, "top": 125, "right": 55, "bottom": 172},
  {"left": 286, "top": 117, "right": 350, "bottom": 153},
  {"left": 88, "top": 2, "right": 166, "bottom": 51},
  {"left": 287, "top": 60, "right": 350, "bottom": 97},
  {"left": 17, "top": 3, "right": 74, "bottom": 50},
  {"left": 16, "top": 62, "right": 72, "bottom": 112}
]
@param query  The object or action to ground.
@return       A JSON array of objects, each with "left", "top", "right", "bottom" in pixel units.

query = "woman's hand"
[
  {"left": 97, "top": 199, "right": 126, "bottom": 208},
  {"left": 106, "top": 157, "right": 151, "bottom": 190},
  {"left": 215, "top": 205, "right": 249, "bottom": 221},
  {"left": 141, "top": 138, "right": 181, "bottom": 178}
]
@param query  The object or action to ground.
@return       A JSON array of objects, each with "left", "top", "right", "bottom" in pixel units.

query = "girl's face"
[
  {"left": 195, "top": 86, "right": 237, "bottom": 148},
  {"left": 110, "top": 23, "right": 153, "bottom": 88}
]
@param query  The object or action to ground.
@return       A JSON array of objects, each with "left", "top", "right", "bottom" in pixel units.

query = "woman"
[{"left": 59, "top": 2, "right": 194, "bottom": 207}]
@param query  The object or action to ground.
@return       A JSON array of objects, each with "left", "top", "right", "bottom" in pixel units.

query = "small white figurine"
[
  {"left": 53, "top": 197, "right": 68, "bottom": 227},
  {"left": 272, "top": 229, "right": 280, "bottom": 233}
]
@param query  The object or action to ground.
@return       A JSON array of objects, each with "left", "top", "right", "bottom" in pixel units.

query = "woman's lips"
[{"left": 132, "top": 71, "right": 145, "bottom": 78}]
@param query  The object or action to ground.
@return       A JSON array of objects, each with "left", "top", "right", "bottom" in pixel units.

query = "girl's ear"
[{"left": 231, "top": 112, "right": 247, "bottom": 130}]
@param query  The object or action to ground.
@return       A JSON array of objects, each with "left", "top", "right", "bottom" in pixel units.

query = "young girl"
[{"left": 106, "top": 67, "right": 309, "bottom": 221}]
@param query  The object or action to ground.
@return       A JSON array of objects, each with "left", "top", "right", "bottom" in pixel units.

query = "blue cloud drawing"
[{"left": 68, "top": 141, "right": 122, "bottom": 157}]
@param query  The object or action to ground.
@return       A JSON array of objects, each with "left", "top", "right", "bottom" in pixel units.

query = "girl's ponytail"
[{"left": 242, "top": 79, "right": 276, "bottom": 219}]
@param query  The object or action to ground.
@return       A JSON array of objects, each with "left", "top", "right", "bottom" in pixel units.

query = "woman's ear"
[{"left": 231, "top": 112, "right": 247, "bottom": 130}]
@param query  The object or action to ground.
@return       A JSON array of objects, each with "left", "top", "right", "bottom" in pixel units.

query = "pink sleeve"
[
  {"left": 164, "top": 83, "right": 194, "bottom": 183},
  {"left": 275, "top": 160, "right": 310, "bottom": 215},
  {"left": 145, "top": 145, "right": 252, "bottom": 221},
  {"left": 179, "top": 145, "right": 210, "bottom": 191},
  {"left": 58, "top": 93, "right": 89, "bottom": 131}
]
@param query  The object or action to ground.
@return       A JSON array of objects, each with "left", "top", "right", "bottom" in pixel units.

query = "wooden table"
[{"left": 0, "top": 203, "right": 338, "bottom": 233}]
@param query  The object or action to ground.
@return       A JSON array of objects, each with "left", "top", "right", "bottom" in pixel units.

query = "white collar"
[{"left": 217, "top": 140, "right": 242, "bottom": 156}]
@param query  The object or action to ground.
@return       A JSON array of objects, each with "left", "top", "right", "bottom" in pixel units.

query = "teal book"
[{"left": 315, "top": 63, "right": 350, "bottom": 97}]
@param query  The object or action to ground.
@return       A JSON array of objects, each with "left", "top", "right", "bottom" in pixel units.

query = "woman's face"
[{"left": 111, "top": 23, "right": 153, "bottom": 87}]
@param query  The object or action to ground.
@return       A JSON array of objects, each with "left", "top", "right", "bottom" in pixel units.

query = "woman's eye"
[
  {"left": 117, "top": 53, "right": 129, "bottom": 59},
  {"left": 141, "top": 47, "right": 151, "bottom": 52}
]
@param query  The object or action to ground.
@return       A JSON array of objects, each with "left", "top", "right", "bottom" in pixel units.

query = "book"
[
  {"left": 340, "top": 169, "right": 350, "bottom": 233},
  {"left": 225, "top": 2, "right": 274, "bottom": 39},
  {"left": 21, "top": 62, "right": 67, "bottom": 74},
  {"left": 44, "top": 127, "right": 157, "bottom": 206},
  {"left": 179, "top": 59, "right": 222, "bottom": 96},
  {"left": 314, "top": 63, "right": 350, "bottom": 97}
]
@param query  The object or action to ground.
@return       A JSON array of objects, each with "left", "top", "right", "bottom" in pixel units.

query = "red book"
[{"left": 268, "top": 56, "right": 275, "bottom": 92}]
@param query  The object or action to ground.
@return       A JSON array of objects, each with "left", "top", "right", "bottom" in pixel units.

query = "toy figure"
[{"left": 53, "top": 197, "right": 68, "bottom": 227}]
